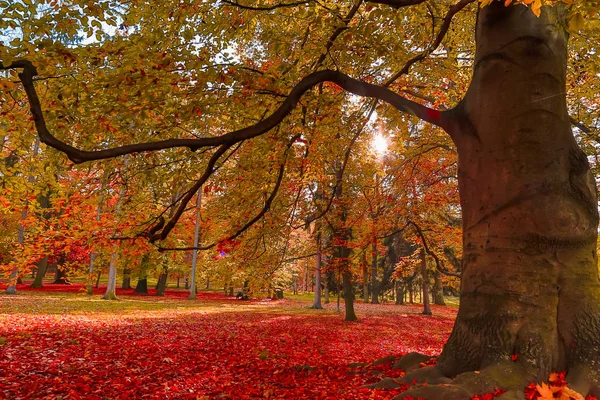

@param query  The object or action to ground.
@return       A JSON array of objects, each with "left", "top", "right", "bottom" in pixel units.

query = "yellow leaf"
[
  {"left": 568, "top": 13, "right": 585, "bottom": 31},
  {"left": 531, "top": 0, "right": 543, "bottom": 17}
]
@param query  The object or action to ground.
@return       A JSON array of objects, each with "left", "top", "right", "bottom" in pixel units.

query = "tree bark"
[
  {"left": 102, "top": 252, "right": 118, "bottom": 300},
  {"left": 371, "top": 240, "right": 379, "bottom": 304},
  {"left": 310, "top": 232, "right": 323, "bottom": 309},
  {"left": 362, "top": 252, "right": 369, "bottom": 302},
  {"left": 121, "top": 268, "right": 131, "bottom": 290},
  {"left": 134, "top": 253, "right": 150, "bottom": 294},
  {"left": 156, "top": 256, "right": 169, "bottom": 297},
  {"left": 420, "top": 248, "right": 432, "bottom": 315},
  {"left": 395, "top": 280, "right": 404, "bottom": 305},
  {"left": 30, "top": 256, "right": 48, "bottom": 288},
  {"left": 434, "top": 4, "right": 600, "bottom": 395},
  {"left": 432, "top": 271, "right": 446, "bottom": 306}
]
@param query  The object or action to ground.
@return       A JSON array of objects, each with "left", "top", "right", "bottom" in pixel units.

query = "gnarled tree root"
[{"left": 367, "top": 353, "right": 599, "bottom": 399}]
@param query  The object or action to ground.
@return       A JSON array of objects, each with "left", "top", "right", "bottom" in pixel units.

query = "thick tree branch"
[{"left": 4, "top": 61, "right": 454, "bottom": 162}]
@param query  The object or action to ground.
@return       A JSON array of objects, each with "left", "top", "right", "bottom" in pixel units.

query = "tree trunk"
[
  {"left": 395, "top": 280, "right": 404, "bottom": 305},
  {"left": 30, "top": 256, "right": 48, "bottom": 288},
  {"left": 53, "top": 264, "right": 68, "bottom": 284},
  {"left": 311, "top": 232, "right": 323, "bottom": 309},
  {"left": 102, "top": 253, "right": 118, "bottom": 300},
  {"left": 362, "top": 252, "right": 369, "bottom": 303},
  {"left": 189, "top": 191, "right": 202, "bottom": 300},
  {"left": 95, "top": 270, "right": 101, "bottom": 288},
  {"left": 420, "top": 248, "right": 432, "bottom": 315},
  {"left": 371, "top": 240, "right": 379, "bottom": 304},
  {"left": 156, "top": 273, "right": 167, "bottom": 296},
  {"left": 432, "top": 271, "right": 446, "bottom": 306},
  {"left": 134, "top": 253, "right": 150, "bottom": 294},
  {"left": 408, "top": 282, "right": 413, "bottom": 304},
  {"left": 156, "top": 257, "right": 169, "bottom": 297},
  {"left": 434, "top": 4, "right": 600, "bottom": 396},
  {"left": 121, "top": 268, "right": 131, "bottom": 290}
]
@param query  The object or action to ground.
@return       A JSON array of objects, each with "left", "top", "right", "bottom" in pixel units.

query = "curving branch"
[
  {"left": 367, "top": 0, "right": 426, "bottom": 8},
  {"left": 383, "top": 0, "right": 476, "bottom": 86},
  {"left": 2, "top": 62, "right": 454, "bottom": 164},
  {"left": 157, "top": 134, "right": 298, "bottom": 251},
  {"left": 151, "top": 144, "right": 232, "bottom": 241},
  {"left": 221, "top": 0, "right": 311, "bottom": 11},
  {"left": 312, "top": 0, "right": 363, "bottom": 69},
  {"left": 409, "top": 220, "right": 461, "bottom": 278}
]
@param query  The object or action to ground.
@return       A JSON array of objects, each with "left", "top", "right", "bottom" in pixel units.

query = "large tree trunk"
[{"left": 432, "top": 3, "right": 600, "bottom": 397}]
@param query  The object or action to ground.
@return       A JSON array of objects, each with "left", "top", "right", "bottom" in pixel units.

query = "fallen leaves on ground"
[{"left": 0, "top": 286, "right": 455, "bottom": 399}]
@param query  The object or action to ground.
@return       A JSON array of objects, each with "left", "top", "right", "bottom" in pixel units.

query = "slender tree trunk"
[
  {"left": 188, "top": 191, "right": 202, "bottom": 300},
  {"left": 311, "top": 232, "right": 323, "bottom": 309},
  {"left": 87, "top": 171, "right": 107, "bottom": 296},
  {"left": 95, "top": 270, "right": 101, "bottom": 288},
  {"left": 5, "top": 138, "right": 41, "bottom": 295},
  {"left": 408, "top": 282, "right": 413, "bottom": 304},
  {"left": 103, "top": 161, "right": 127, "bottom": 301},
  {"left": 102, "top": 251, "right": 119, "bottom": 300},
  {"left": 336, "top": 268, "right": 341, "bottom": 313},
  {"left": 371, "top": 240, "right": 379, "bottom": 304},
  {"left": 87, "top": 253, "right": 98, "bottom": 295},
  {"left": 421, "top": 248, "right": 432, "bottom": 315},
  {"left": 30, "top": 256, "right": 48, "bottom": 288},
  {"left": 433, "top": 5, "right": 600, "bottom": 395},
  {"left": 362, "top": 252, "right": 369, "bottom": 303}
]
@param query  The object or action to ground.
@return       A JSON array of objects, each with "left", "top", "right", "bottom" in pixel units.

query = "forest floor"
[{"left": 0, "top": 283, "right": 456, "bottom": 399}]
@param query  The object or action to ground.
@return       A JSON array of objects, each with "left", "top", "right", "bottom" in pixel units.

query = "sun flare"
[{"left": 372, "top": 133, "right": 388, "bottom": 155}]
